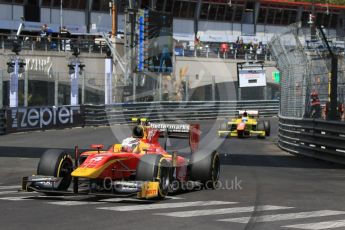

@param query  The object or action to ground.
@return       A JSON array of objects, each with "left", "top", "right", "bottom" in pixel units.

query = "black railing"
[
  {"left": 0, "top": 109, "right": 5, "bottom": 135},
  {"left": 279, "top": 116, "right": 345, "bottom": 164}
]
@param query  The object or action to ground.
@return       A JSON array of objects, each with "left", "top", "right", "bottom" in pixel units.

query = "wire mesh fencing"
[{"left": 269, "top": 22, "right": 345, "bottom": 121}]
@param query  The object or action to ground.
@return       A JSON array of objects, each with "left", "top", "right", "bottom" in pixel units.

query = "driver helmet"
[
  {"left": 132, "top": 125, "right": 144, "bottom": 138},
  {"left": 122, "top": 137, "right": 140, "bottom": 152}
]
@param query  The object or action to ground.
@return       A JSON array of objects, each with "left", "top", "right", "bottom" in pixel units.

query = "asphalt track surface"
[{"left": 0, "top": 118, "right": 345, "bottom": 230}]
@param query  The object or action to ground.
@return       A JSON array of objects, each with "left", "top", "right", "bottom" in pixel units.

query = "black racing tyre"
[
  {"left": 257, "top": 121, "right": 265, "bottom": 131},
  {"left": 264, "top": 120, "right": 271, "bottom": 136},
  {"left": 136, "top": 154, "right": 171, "bottom": 198},
  {"left": 37, "top": 149, "right": 73, "bottom": 191},
  {"left": 257, "top": 121, "right": 266, "bottom": 139},
  {"left": 190, "top": 150, "right": 220, "bottom": 189}
]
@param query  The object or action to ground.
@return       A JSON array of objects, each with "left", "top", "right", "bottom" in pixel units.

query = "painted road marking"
[
  {"left": 0, "top": 186, "right": 21, "bottom": 190},
  {"left": 218, "top": 210, "right": 345, "bottom": 223},
  {"left": 97, "top": 201, "right": 236, "bottom": 212},
  {"left": 0, "top": 196, "right": 34, "bottom": 201},
  {"left": 0, "top": 190, "right": 28, "bottom": 195},
  {"left": 155, "top": 205, "right": 292, "bottom": 218},
  {"left": 46, "top": 201, "right": 100, "bottom": 206},
  {"left": 283, "top": 220, "right": 345, "bottom": 229}
]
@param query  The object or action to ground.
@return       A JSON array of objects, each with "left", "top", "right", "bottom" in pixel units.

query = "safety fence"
[
  {"left": 83, "top": 100, "right": 279, "bottom": 126},
  {"left": 279, "top": 116, "right": 345, "bottom": 164},
  {"left": 0, "top": 109, "right": 5, "bottom": 135},
  {"left": 0, "top": 100, "right": 279, "bottom": 134}
]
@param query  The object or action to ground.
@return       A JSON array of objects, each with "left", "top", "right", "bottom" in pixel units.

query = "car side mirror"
[{"left": 90, "top": 144, "right": 104, "bottom": 153}]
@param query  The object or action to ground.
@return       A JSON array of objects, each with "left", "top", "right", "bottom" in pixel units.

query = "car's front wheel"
[
  {"left": 37, "top": 149, "right": 73, "bottom": 191},
  {"left": 136, "top": 154, "right": 171, "bottom": 198}
]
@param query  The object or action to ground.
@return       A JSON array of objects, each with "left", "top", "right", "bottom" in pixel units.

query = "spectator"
[
  {"left": 59, "top": 26, "right": 70, "bottom": 51},
  {"left": 309, "top": 91, "right": 321, "bottom": 119}
]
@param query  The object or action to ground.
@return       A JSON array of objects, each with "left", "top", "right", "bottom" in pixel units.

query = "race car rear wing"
[
  {"left": 238, "top": 110, "right": 259, "bottom": 118},
  {"left": 150, "top": 123, "right": 200, "bottom": 153},
  {"left": 131, "top": 118, "right": 200, "bottom": 153}
]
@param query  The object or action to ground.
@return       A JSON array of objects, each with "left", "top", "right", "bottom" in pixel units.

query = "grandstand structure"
[
  {"left": 0, "top": 0, "right": 344, "bottom": 40},
  {"left": 0, "top": 0, "right": 344, "bottom": 105}
]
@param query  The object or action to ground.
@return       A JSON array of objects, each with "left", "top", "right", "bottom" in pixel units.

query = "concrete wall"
[
  {"left": 0, "top": 51, "right": 278, "bottom": 102},
  {"left": 175, "top": 57, "right": 278, "bottom": 89}
]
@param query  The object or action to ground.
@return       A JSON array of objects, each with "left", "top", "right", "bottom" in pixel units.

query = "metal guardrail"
[
  {"left": 0, "top": 109, "right": 5, "bottom": 135},
  {"left": 278, "top": 116, "right": 345, "bottom": 164},
  {"left": 84, "top": 100, "right": 279, "bottom": 126}
]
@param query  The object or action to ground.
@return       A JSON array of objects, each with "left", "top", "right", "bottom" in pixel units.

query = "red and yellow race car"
[{"left": 22, "top": 118, "right": 220, "bottom": 199}]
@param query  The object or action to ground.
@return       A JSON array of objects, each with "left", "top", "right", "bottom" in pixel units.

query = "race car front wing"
[{"left": 22, "top": 175, "right": 160, "bottom": 199}]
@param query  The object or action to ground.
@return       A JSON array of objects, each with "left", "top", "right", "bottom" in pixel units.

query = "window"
[
  {"left": 41, "top": 0, "right": 51, "bottom": 6},
  {"left": 188, "top": 2, "right": 196, "bottom": 18},
  {"left": 289, "top": 10, "right": 297, "bottom": 24},
  {"left": 330, "top": 14, "right": 338, "bottom": 28},
  {"left": 62, "top": 0, "right": 71, "bottom": 8},
  {"left": 281, "top": 10, "right": 290, "bottom": 25},
  {"left": 208, "top": 4, "right": 218, "bottom": 21},
  {"left": 323, "top": 14, "right": 331, "bottom": 27},
  {"left": 267, "top": 9, "right": 276, "bottom": 24},
  {"left": 156, "top": 0, "right": 164, "bottom": 11},
  {"left": 316, "top": 13, "right": 323, "bottom": 26},
  {"left": 78, "top": 0, "right": 86, "bottom": 10},
  {"left": 258, "top": 8, "right": 267, "bottom": 24},
  {"left": 172, "top": 1, "right": 181, "bottom": 17},
  {"left": 0, "top": 0, "right": 12, "bottom": 3},
  {"left": 52, "top": 0, "right": 60, "bottom": 7},
  {"left": 200, "top": 3, "right": 209, "bottom": 20},
  {"left": 234, "top": 5, "right": 243, "bottom": 22},
  {"left": 216, "top": 5, "right": 225, "bottom": 21},
  {"left": 70, "top": 0, "right": 79, "bottom": 9},
  {"left": 13, "top": 0, "right": 24, "bottom": 4},
  {"left": 92, "top": 0, "right": 101, "bottom": 11},
  {"left": 180, "top": 1, "right": 189, "bottom": 18},
  {"left": 301, "top": 11, "right": 310, "bottom": 26},
  {"left": 99, "top": 1, "right": 109, "bottom": 12},
  {"left": 274, "top": 9, "right": 283, "bottom": 25},
  {"left": 165, "top": 0, "right": 173, "bottom": 13},
  {"left": 224, "top": 5, "right": 233, "bottom": 21}
]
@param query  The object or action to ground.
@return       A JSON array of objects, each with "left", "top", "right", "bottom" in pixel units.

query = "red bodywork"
[{"left": 74, "top": 125, "right": 198, "bottom": 182}]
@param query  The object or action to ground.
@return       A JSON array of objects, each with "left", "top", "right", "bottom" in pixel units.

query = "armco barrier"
[
  {"left": 278, "top": 116, "right": 345, "bottom": 164},
  {"left": 0, "top": 101, "right": 279, "bottom": 135},
  {"left": 4, "top": 106, "right": 84, "bottom": 134},
  {"left": 0, "top": 109, "right": 5, "bottom": 135},
  {"left": 84, "top": 100, "right": 279, "bottom": 126}
]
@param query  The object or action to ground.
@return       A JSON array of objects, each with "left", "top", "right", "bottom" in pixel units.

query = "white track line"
[
  {"left": 165, "top": 196, "right": 185, "bottom": 200},
  {"left": 283, "top": 219, "right": 345, "bottom": 229},
  {"left": 0, "top": 191, "right": 24, "bottom": 195},
  {"left": 155, "top": 205, "right": 292, "bottom": 218},
  {"left": 97, "top": 201, "right": 236, "bottom": 212},
  {"left": 218, "top": 210, "right": 345, "bottom": 223},
  {"left": 0, "top": 186, "right": 21, "bottom": 190},
  {"left": 46, "top": 201, "right": 100, "bottom": 206},
  {"left": 0, "top": 196, "right": 34, "bottom": 201}
]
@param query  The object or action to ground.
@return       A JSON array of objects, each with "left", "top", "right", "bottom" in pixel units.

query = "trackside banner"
[{"left": 6, "top": 106, "right": 84, "bottom": 133}]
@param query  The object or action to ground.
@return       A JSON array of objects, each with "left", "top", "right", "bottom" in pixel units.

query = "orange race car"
[{"left": 22, "top": 118, "right": 220, "bottom": 199}]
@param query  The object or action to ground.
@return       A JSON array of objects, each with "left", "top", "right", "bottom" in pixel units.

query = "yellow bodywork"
[
  {"left": 218, "top": 117, "right": 266, "bottom": 138},
  {"left": 137, "top": 182, "right": 159, "bottom": 199}
]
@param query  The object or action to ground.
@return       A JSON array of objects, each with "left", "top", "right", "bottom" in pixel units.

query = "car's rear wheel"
[
  {"left": 37, "top": 149, "right": 73, "bottom": 191},
  {"left": 264, "top": 120, "right": 271, "bottom": 136},
  {"left": 136, "top": 154, "right": 171, "bottom": 198},
  {"left": 190, "top": 150, "right": 220, "bottom": 189},
  {"left": 257, "top": 121, "right": 266, "bottom": 139}
]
